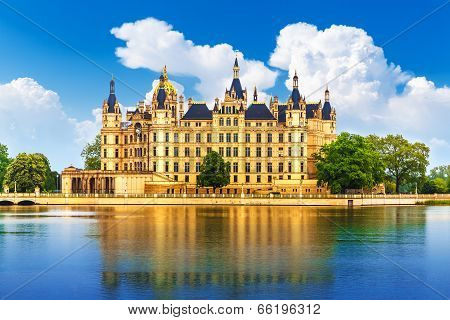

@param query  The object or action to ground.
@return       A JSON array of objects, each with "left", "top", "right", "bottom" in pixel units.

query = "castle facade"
[{"left": 62, "top": 59, "right": 336, "bottom": 195}]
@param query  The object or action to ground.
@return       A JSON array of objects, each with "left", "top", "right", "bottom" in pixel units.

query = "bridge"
[{"left": 1, "top": 192, "right": 448, "bottom": 207}]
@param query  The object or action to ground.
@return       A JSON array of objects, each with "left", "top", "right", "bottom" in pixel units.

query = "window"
[
  {"left": 233, "top": 147, "right": 238, "bottom": 157},
  {"left": 278, "top": 162, "right": 284, "bottom": 173},
  {"left": 185, "top": 147, "right": 190, "bottom": 157},
  {"left": 256, "top": 147, "right": 262, "bottom": 157},
  {"left": 288, "top": 133, "right": 292, "bottom": 142},
  {"left": 219, "top": 147, "right": 224, "bottom": 156},
  {"left": 233, "top": 133, "right": 238, "bottom": 142},
  {"left": 174, "top": 133, "right": 179, "bottom": 143},
  {"left": 267, "top": 162, "right": 272, "bottom": 173},
  {"left": 300, "top": 133, "right": 305, "bottom": 143},
  {"left": 143, "top": 148, "right": 146, "bottom": 156},
  {"left": 174, "top": 175, "right": 178, "bottom": 181},
  {"left": 115, "top": 163, "right": 118, "bottom": 171},
  {"left": 130, "top": 135, "right": 133, "bottom": 143},
  {"left": 245, "top": 147, "right": 250, "bottom": 157},
  {"left": 233, "top": 162, "right": 238, "bottom": 173},
  {"left": 174, "top": 147, "right": 179, "bottom": 157},
  {"left": 278, "top": 147, "right": 284, "bottom": 157},
  {"left": 115, "top": 135, "right": 119, "bottom": 144},
  {"left": 233, "top": 175, "right": 238, "bottom": 183},
  {"left": 268, "top": 175, "right": 272, "bottom": 183},
  {"left": 288, "top": 162, "right": 292, "bottom": 173},
  {"left": 245, "top": 163, "right": 250, "bottom": 173},
  {"left": 103, "top": 149, "right": 107, "bottom": 158},
  {"left": 174, "top": 162, "right": 179, "bottom": 172},
  {"left": 185, "top": 175, "right": 190, "bottom": 182},
  {"left": 153, "top": 162, "right": 157, "bottom": 172},
  {"left": 103, "top": 135, "right": 107, "bottom": 144},
  {"left": 219, "top": 133, "right": 224, "bottom": 143},
  {"left": 130, "top": 148, "right": 133, "bottom": 157},
  {"left": 165, "top": 132, "right": 170, "bottom": 142},
  {"left": 267, "top": 133, "right": 272, "bottom": 143},
  {"left": 165, "top": 161, "right": 169, "bottom": 172},
  {"left": 165, "top": 147, "right": 169, "bottom": 157},
  {"left": 288, "top": 147, "right": 292, "bottom": 157},
  {"left": 103, "top": 163, "right": 106, "bottom": 170},
  {"left": 256, "top": 122, "right": 262, "bottom": 127},
  {"left": 301, "top": 162, "right": 304, "bottom": 172},
  {"left": 279, "top": 133, "right": 284, "bottom": 143},
  {"left": 153, "top": 147, "right": 157, "bottom": 157},
  {"left": 226, "top": 118, "right": 231, "bottom": 126},
  {"left": 301, "top": 147, "right": 304, "bottom": 157},
  {"left": 153, "top": 132, "right": 157, "bottom": 142},
  {"left": 233, "top": 118, "right": 238, "bottom": 126},
  {"left": 143, "top": 134, "right": 147, "bottom": 143},
  {"left": 124, "top": 136, "right": 128, "bottom": 144},
  {"left": 245, "top": 175, "right": 250, "bottom": 183},
  {"left": 185, "top": 133, "right": 190, "bottom": 143},
  {"left": 219, "top": 118, "right": 224, "bottom": 126},
  {"left": 124, "top": 149, "right": 128, "bottom": 158},
  {"left": 196, "top": 162, "right": 201, "bottom": 172},
  {"left": 256, "top": 162, "right": 261, "bottom": 173},
  {"left": 184, "top": 162, "right": 190, "bottom": 172},
  {"left": 267, "top": 147, "right": 272, "bottom": 157},
  {"left": 196, "top": 133, "right": 201, "bottom": 143},
  {"left": 207, "top": 133, "right": 212, "bottom": 143},
  {"left": 115, "top": 149, "right": 119, "bottom": 158},
  {"left": 257, "top": 175, "right": 261, "bottom": 183},
  {"left": 124, "top": 163, "right": 128, "bottom": 171},
  {"left": 226, "top": 133, "right": 231, "bottom": 143},
  {"left": 196, "top": 147, "right": 201, "bottom": 157},
  {"left": 226, "top": 147, "right": 231, "bottom": 157},
  {"left": 245, "top": 133, "right": 251, "bottom": 143},
  {"left": 256, "top": 133, "right": 262, "bottom": 143},
  {"left": 207, "top": 147, "right": 212, "bottom": 154}
]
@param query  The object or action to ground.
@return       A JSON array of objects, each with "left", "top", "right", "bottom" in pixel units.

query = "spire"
[
  {"left": 253, "top": 86, "right": 258, "bottom": 102},
  {"left": 293, "top": 70, "right": 298, "bottom": 88},
  {"left": 325, "top": 84, "right": 330, "bottom": 102},
  {"left": 163, "top": 65, "right": 168, "bottom": 80},
  {"left": 110, "top": 75, "right": 115, "bottom": 94},
  {"left": 233, "top": 57, "right": 240, "bottom": 79}
]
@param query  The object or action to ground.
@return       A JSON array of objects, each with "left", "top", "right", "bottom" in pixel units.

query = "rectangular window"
[
  {"left": 124, "top": 136, "right": 128, "bottom": 144},
  {"left": 226, "top": 133, "right": 231, "bottom": 143},
  {"left": 103, "top": 149, "right": 107, "bottom": 158},
  {"left": 185, "top": 133, "right": 190, "bottom": 143},
  {"left": 245, "top": 163, "right": 250, "bottom": 173},
  {"left": 196, "top": 133, "right": 201, "bottom": 143},
  {"left": 153, "top": 162, "right": 157, "bottom": 172},
  {"left": 245, "top": 133, "right": 251, "bottom": 143},
  {"left": 174, "top": 133, "right": 179, "bottom": 143},
  {"left": 196, "top": 147, "right": 201, "bottom": 157},
  {"left": 219, "top": 147, "right": 224, "bottom": 156},
  {"left": 301, "top": 162, "right": 304, "bottom": 172},
  {"left": 257, "top": 175, "right": 261, "bottom": 183},
  {"left": 165, "top": 147, "right": 169, "bottom": 157},
  {"left": 245, "top": 175, "right": 250, "bottom": 183},
  {"left": 184, "top": 162, "right": 190, "bottom": 172},
  {"left": 278, "top": 162, "right": 284, "bottom": 173},
  {"left": 196, "top": 162, "right": 201, "bottom": 172},
  {"left": 165, "top": 132, "right": 170, "bottom": 143},
  {"left": 233, "top": 175, "right": 238, "bottom": 183},
  {"left": 174, "top": 147, "right": 179, "bottom": 157},
  {"left": 103, "top": 135, "right": 107, "bottom": 144},
  {"left": 300, "top": 133, "right": 304, "bottom": 143},
  {"left": 267, "top": 147, "right": 272, "bottom": 157},
  {"left": 233, "top": 147, "right": 238, "bottom": 157},
  {"left": 278, "top": 147, "right": 284, "bottom": 157},
  {"left": 153, "top": 147, "right": 157, "bottom": 157},
  {"left": 115, "top": 149, "right": 119, "bottom": 158},
  {"left": 288, "top": 162, "right": 292, "bottom": 173},
  {"left": 234, "top": 118, "right": 238, "bottom": 126},
  {"left": 245, "top": 147, "right": 250, "bottom": 157},
  {"left": 233, "top": 133, "right": 238, "bottom": 142},
  {"left": 226, "top": 147, "right": 231, "bottom": 157},
  {"left": 185, "top": 147, "right": 190, "bottom": 157},
  {"left": 165, "top": 161, "right": 169, "bottom": 172},
  {"left": 115, "top": 135, "right": 119, "bottom": 144},
  {"left": 174, "top": 162, "right": 179, "bottom": 172},
  {"left": 124, "top": 163, "right": 128, "bottom": 171},
  {"left": 124, "top": 149, "right": 128, "bottom": 158},
  {"left": 268, "top": 175, "right": 272, "bottom": 183},
  {"left": 301, "top": 147, "right": 304, "bottom": 157},
  {"left": 256, "top": 147, "right": 262, "bottom": 157},
  {"left": 279, "top": 133, "right": 284, "bottom": 143},
  {"left": 267, "top": 162, "right": 272, "bottom": 173},
  {"left": 256, "top": 133, "right": 262, "bottom": 143},
  {"left": 185, "top": 175, "right": 189, "bottom": 182},
  {"left": 288, "top": 133, "right": 292, "bottom": 143},
  {"left": 256, "top": 162, "right": 261, "bottom": 173},
  {"left": 219, "top": 133, "right": 224, "bottom": 143},
  {"left": 207, "top": 133, "right": 212, "bottom": 143},
  {"left": 153, "top": 132, "right": 157, "bottom": 142},
  {"left": 233, "top": 162, "right": 238, "bottom": 173},
  {"left": 288, "top": 147, "right": 292, "bottom": 157},
  {"left": 207, "top": 147, "right": 212, "bottom": 154},
  {"left": 267, "top": 133, "right": 272, "bottom": 143},
  {"left": 115, "top": 163, "right": 118, "bottom": 171}
]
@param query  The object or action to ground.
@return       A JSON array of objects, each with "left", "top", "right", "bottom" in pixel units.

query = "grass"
[{"left": 418, "top": 200, "right": 450, "bottom": 206}]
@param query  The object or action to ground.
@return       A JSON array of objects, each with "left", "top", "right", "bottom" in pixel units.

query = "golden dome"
[{"left": 153, "top": 66, "right": 177, "bottom": 97}]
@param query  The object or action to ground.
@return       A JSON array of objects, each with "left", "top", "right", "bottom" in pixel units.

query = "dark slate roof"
[
  {"left": 322, "top": 101, "right": 332, "bottom": 120},
  {"left": 156, "top": 87, "right": 166, "bottom": 109},
  {"left": 245, "top": 103, "right": 276, "bottom": 120},
  {"left": 277, "top": 105, "right": 287, "bottom": 123},
  {"left": 306, "top": 103, "right": 320, "bottom": 119},
  {"left": 291, "top": 88, "right": 301, "bottom": 109},
  {"left": 230, "top": 78, "right": 244, "bottom": 99},
  {"left": 234, "top": 57, "right": 239, "bottom": 67},
  {"left": 182, "top": 103, "right": 212, "bottom": 120},
  {"left": 107, "top": 93, "right": 117, "bottom": 113}
]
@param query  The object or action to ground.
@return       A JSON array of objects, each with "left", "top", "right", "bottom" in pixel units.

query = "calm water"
[{"left": 0, "top": 205, "right": 449, "bottom": 300}]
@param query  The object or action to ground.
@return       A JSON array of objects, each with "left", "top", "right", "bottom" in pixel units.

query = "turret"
[
  {"left": 253, "top": 86, "right": 258, "bottom": 102},
  {"left": 233, "top": 57, "right": 239, "bottom": 79}
]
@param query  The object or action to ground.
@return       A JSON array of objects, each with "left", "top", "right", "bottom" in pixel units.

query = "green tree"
[
  {"left": 369, "top": 134, "right": 429, "bottom": 194},
  {"left": 422, "top": 177, "right": 447, "bottom": 194},
  {"left": 429, "top": 165, "right": 450, "bottom": 180},
  {"left": 314, "top": 132, "right": 385, "bottom": 194},
  {"left": 197, "top": 151, "right": 231, "bottom": 192},
  {"left": 81, "top": 134, "right": 101, "bottom": 170},
  {"left": 0, "top": 143, "right": 11, "bottom": 191},
  {"left": 4, "top": 153, "right": 50, "bottom": 192}
]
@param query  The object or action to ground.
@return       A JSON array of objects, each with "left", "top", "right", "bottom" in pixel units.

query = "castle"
[{"left": 61, "top": 59, "right": 336, "bottom": 195}]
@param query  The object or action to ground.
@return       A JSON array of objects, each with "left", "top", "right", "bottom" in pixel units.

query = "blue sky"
[{"left": 0, "top": 0, "right": 449, "bottom": 170}]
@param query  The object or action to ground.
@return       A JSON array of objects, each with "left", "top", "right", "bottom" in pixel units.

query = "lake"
[{"left": 0, "top": 205, "right": 449, "bottom": 299}]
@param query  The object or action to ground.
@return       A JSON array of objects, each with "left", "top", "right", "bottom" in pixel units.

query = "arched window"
[{"left": 226, "top": 118, "right": 231, "bottom": 126}]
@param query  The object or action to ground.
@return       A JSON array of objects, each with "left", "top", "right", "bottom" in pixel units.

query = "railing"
[{"left": 2, "top": 192, "right": 450, "bottom": 200}]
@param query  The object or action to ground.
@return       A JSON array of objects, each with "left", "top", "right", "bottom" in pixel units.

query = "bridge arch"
[
  {"left": 0, "top": 200, "right": 14, "bottom": 206},
  {"left": 17, "top": 200, "right": 35, "bottom": 206}
]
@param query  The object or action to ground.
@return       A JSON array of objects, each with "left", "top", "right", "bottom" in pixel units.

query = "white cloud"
[
  {"left": 269, "top": 22, "right": 450, "bottom": 167},
  {"left": 111, "top": 18, "right": 278, "bottom": 104},
  {"left": 0, "top": 78, "right": 100, "bottom": 171}
]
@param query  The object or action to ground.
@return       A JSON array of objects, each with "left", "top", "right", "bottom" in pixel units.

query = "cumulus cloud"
[
  {"left": 111, "top": 18, "right": 278, "bottom": 104},
  {"left": 269, "top": 22, "right": 450, "bottom": 167},
  {"left": 0, "top": 78, "right": 100, "bottom": 170}
]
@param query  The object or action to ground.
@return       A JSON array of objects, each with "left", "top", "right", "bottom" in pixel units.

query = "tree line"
[
  {"left": 314, "top": 132, "right": 448, "bottom": 194},
  {"left": 0, "top": 143, "right": 58, "bottom": 193}
]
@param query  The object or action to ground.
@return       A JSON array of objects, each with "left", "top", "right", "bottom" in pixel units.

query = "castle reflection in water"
[{"left": 86, "top": 205, "right": 426, "bottom": 299}]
